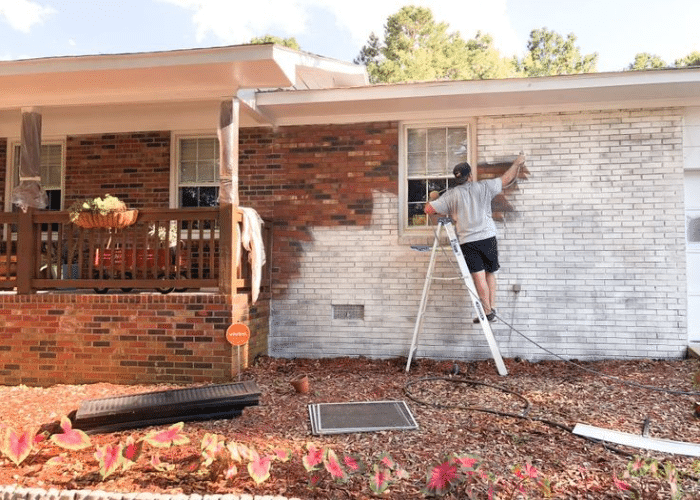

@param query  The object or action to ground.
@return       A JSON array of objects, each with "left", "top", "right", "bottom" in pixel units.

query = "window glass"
[
  {"left": 405, "top": 125, "right": 469, "bottom": 228},
  {"left": 689, "top": 217, "right": 700, "bottom": 243},
  {"left": 178, "top": 138, "right": 220, "bottom": 208}
]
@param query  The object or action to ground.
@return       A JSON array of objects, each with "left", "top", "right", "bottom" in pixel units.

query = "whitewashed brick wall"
[{"left": 270, "top": 108, "right": 688, "bottom": 362}]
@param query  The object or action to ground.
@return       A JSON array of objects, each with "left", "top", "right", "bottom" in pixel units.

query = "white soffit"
[{"left": 255, "top": 68, "right": 700, "bottom": 126}]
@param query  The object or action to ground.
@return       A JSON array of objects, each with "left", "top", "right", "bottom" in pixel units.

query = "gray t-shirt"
[{"left": 429, "top": 178, "right": 502, "bottom": 244}]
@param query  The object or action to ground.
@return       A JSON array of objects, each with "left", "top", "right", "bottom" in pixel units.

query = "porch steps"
[{"left": 72, "top": 380, "right": 261, "bottom": 434}]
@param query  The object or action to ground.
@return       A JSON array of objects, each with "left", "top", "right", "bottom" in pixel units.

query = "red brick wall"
[
  {"left": 64, "top": 132, "right": 171, "bottom": 210},
  {"left": 0, "top": 292, "right": 268, "bottom": 386},
  {"left": 239, "top": 122, "right": 399, "bottom": 295}
]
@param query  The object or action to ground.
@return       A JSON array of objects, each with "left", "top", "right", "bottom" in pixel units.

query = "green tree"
[
  {"left": 674, "top": 51, "right": 700, "bottom": 67},
  {"left": 518, "top": 27, "right": 597, "bottom": 76},
  {"left": 355, "top": 6, "right": 516, "bottom": 83},
  {"left": 250, "top": 35, "right": 300, "bottom": 50},
  {"left": 627, "top": 52, "right": 667, "bottom": 70}
]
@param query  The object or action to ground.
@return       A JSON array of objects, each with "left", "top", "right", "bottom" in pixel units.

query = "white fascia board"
[
  {"left": 255, "top": 68, "right": 700, "bottom": 126},
  {"left": 0, "top": 44, "right": 278, "bottom": 76}
]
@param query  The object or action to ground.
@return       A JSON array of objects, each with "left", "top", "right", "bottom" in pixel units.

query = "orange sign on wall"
[{"left": 226, "top": 323, "right": 250, "bottom": 346}]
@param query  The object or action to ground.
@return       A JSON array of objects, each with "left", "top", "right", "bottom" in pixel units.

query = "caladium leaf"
[
  {"left": 378, "top": 452, "right": 398, "bottom": 470},
  {"left": 302, "top": 444, "right": 323, "bottom": 472},
  {"left": 247, "top": 454, "right": 272, "bottom": 484},
  {"left": 424, "top": 459, "right": 461, "bottom": 496},
  {"left": 95, "top": 443, "right": 123, "bottom": 480},
  {"left": 323, "top": 448, "right": 347, "bottom": 482},
  {"left": 50, "top": 417, "right": 91, "bottom": 451},
  {"left": 369, "top": 466, "right": 392, "bottom": 495},
  {"left": 2, "top": 428, "right": 34, "bottom": 466},
  {"left": 452, "top": 454, "right": 480, "bottom": 472},
  {"left": 271, "top": 447, "right": 291, "bottom": 462},
  {"left": 227, "top": 441, "right": 244, "bottom": 463},
  {"left": 342, "top": 453, "right": 366, "bottom": 474},
  {"left": 45, "top": 454, "right": 68, "bottom": 466},
  {"left": 122, "top": 436, "right": 144, "bottom": 466},
  {"left": 143, "top": 422, "right": 189, "bottom": 448},
  {"left": 201, "top": 433, "right": 225, "bottom": 466},
  {"left": 307, "top": 472, "right": 322, "bottom": 488},
  {"left": 224, "top": 463, "right": 238, "bottom": 479},
  {"left": 150, "top": 453, "right": 175, "bottom": 472}
]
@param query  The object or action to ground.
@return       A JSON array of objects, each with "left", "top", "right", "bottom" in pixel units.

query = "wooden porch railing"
[{"left": 0, "top": 206, "right": 269, "bottom": 295}]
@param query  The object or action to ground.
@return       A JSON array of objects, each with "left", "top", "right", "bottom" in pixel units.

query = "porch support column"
[
  {"left": 12, "top": 107, "right": 48, "bottom": 212},
  {"left": 218, "top": 98, "right": 240, "bottom": 296}
]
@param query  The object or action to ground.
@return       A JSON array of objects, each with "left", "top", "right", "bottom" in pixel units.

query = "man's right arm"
[{"left": 500, "top": 154, "right": 526, "bottom": 187}]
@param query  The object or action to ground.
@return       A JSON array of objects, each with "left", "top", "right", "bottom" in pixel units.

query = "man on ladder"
[{"left": 424, "top": 154, "right": 526, "bottom": 323}]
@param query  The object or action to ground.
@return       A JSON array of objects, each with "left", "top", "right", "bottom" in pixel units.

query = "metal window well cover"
[
  {"left": 308, "top": 400, "right": 419, "bottom": 435},
  {"left": 72, "top": 380, "right": 260, "bottom": 434}
]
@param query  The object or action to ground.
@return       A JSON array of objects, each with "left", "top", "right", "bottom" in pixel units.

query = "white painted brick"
[{"left": 270, "top": 108, "right": 687, "bottom": 363}]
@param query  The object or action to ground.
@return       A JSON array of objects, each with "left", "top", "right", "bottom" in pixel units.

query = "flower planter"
[{"left": 73, "top": 209, "right": 139, "bottom": 229}]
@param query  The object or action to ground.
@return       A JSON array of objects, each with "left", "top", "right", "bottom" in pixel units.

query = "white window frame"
[
  {"left": 398, "top": 119, "right": 476, "bottom": 235},
  {"left": 4, "top": 138, "right": 66, "bottom": 212},
  {"left": 170, "top": 133, "right": 220, "bottom": 209}
]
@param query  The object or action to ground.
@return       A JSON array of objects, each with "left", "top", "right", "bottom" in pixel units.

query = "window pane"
[
  {"left": 200, "top": 186, "right": 219, "bottom": 207},
  {"left": 407, "top": 128, "right": 426, "bottom": 154},
  {"left": 198, "top": 160, "right": 217, "bottom": 183},
  {"left": 689, "top": 217, "right": 700, "bottom": 243},
  {"left": 180, "top": 186, "right": 219, "bottom": 208},
  {"left": 180, "top": 140, "right": 197, "bottom": 161},
  {"left": 197, "top": 138, "right": 218, "bottom": 161},
  {"left": 427, "top": 128, "right": 446, "bottom": 153},
  {"left": 447, "top": 127, "right": 468, "bottom": 165},
  {"left": 407, "top": 152, "right": 426, "bottom": 177},
  {"left": 180, "top": 187, "right": 199, "bottom": 207},
  {"left": 426, "top": 151, "right": 447, "bottom": 176},
  {"left": 180, "top": 161, "right": 197, "bottom": 183},
  {"left": 408, "top": 179, "right": 427, "bottom": 203}
]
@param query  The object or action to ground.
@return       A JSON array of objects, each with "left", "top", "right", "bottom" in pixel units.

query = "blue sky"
[{"left": 0, "top": 0, "right": 698, "bottom": 72}]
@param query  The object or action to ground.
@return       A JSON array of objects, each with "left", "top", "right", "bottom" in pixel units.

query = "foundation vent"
[{"left": 332, "top": 304, "right": 364, "bottom": 320}]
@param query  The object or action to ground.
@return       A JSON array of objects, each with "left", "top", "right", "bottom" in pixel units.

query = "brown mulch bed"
[{"left": 2, "top": 356, "right": 700, "bottom": 499}]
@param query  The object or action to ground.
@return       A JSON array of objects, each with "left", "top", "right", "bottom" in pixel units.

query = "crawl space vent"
[
  {"left": 332, "top": 304, "right": 364, "bottom": 320},
  {"left": 308, "top": 400, "right": 418, "bottom": 435}
]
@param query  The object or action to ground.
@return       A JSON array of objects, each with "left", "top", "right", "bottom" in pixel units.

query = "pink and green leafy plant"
[
  {"left": 422, "top": 453, "right": 481, "bottom": 497},
  {"left": 94, "top": 443, "right": 124, "bottom": 479},
  {"left": 50, "top": 416, "right": 91, "bottom": 451},
  {"left": 0, "top": 427, "right": 38, "bottom": 466}
]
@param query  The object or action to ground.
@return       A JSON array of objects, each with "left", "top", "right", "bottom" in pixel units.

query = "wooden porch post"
[{"left": 218, "top": 98, "right": 240, "bottom": 295}]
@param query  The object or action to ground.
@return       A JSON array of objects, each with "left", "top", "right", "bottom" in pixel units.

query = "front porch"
[{"left": 0, "top": 205, "right": 272, "bottom": 386}]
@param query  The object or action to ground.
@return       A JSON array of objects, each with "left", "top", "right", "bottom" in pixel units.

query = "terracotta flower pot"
[{"left": 290, "top": 374, "right": 310, "bottom": 394}]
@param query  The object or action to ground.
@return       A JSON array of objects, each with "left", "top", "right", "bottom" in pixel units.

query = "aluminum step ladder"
[{"left": 406, "top": 217, "right": 508, "bottom": 376}]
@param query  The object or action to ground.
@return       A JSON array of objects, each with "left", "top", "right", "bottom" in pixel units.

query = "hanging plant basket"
[
  {"left": 73, "top": 209, "right": 139, "bottom": 229},
  {"left": 68, "top": 194, "right": 138, "bottom": 229}
]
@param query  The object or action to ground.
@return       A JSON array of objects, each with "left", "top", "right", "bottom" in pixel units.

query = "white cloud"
[
  {"left": 0, "top": 0, "right": 55, "bottom": 33},
  {"left": 160, "top": 0, "right": 521, "bottom": 56},
  {"left": 160, "top": 0, "right": 310, "bottom": 43}
]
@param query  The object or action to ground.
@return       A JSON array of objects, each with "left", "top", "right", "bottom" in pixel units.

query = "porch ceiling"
[{"left": 254, "top": 67, "right": 700, "bottom": 126}]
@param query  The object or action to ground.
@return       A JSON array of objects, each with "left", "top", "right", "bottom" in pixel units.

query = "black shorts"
[{"left": 460, "top": 237, "right": 500, "bottom": 274}]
